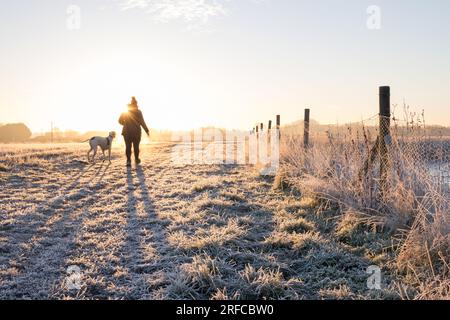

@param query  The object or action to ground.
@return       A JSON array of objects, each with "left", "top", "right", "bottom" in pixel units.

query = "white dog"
[{"left": 84, "top": 131, "right": 116, "bottom": 163}]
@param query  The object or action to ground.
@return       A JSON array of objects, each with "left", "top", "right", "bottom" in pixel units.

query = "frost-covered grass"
[
  {"left": 279, "top": 131, "right": 450, "bottom": 300},
  {"left": 0, "top": 142, "right": 398, "bottom": 300}
]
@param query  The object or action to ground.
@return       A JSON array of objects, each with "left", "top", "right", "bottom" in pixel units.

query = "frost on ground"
[{"left": 0, "top": 143, "right": 395, "bottom": 300}]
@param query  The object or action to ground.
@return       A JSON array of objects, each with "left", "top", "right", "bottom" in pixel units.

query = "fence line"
[{"left": 250, "top": 86, "right": 450, "bottom": 200}]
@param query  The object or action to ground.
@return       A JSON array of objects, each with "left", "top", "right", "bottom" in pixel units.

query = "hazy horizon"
[{"left": 1, "top": 0, "right": 450, "bottom": 133}]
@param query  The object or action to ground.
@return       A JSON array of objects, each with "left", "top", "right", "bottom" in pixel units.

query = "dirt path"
[{"left": 0, "top": 143, "right": 385, "bottom": 299}]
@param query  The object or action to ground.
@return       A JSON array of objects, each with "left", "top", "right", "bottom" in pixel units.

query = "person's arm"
[
  {"left": 138, "top": 111, "right": 150, "bottom": 135},
  {"left": 118, "top": 113, "right": 125, "bottom": 125}
]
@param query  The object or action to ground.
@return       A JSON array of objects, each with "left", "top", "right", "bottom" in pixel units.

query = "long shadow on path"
[
  {"left": 0, "top": 163, "right": 112, "bottom": 299},
  {"left": 118, "top": 165, "right": 173, "bottom": 299}
]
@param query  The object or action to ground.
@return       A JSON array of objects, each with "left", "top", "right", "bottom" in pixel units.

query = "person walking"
[{"left": 118, "top": 97, "right": 150, "bottom": 167}]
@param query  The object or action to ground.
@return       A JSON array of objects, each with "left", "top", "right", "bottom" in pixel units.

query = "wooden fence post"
[
  {"left": 379, "top": 86, "right": 391, "bottom": 197},
  {"left": 304, "top": 108, "right": 310, "bottom": 149},
  {"left": 276, "top": 115, "right": 281, "bottom": 140},
  {"left": 268, "top": 120, "right": 272, "bottom": 146}
]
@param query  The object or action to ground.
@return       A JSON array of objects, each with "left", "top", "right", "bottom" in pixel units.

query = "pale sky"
[{"left": 1, "top": 0, "right": 449, "bottom": 133}]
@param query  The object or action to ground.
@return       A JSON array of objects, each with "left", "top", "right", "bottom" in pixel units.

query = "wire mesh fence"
[
  {"left": 280, "top": 113, "right": 450, "bottom": 213},
  {"left": 276, "top": 88, "right": 450, "bottom": 293}
]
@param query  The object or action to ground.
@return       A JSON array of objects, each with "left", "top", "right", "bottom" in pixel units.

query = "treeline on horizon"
[
  {"left": 0, "top": 123, "right": 174, "bottom": 143},
  {"left": 0, "top": 123, "right": 247, "bottom": 143},
  {"left": 283, "top": 119, "right": 450, "bottom": 139},
  {"left": 1, "top": 121, "right": 450, "bottom": 143}
]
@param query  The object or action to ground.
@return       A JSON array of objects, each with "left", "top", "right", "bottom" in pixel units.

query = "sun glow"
[{"left": 35, "top": 51, "right": 208, "bottom": 134}]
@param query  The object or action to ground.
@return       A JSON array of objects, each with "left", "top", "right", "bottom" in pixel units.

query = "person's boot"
[
  {"left": 126, "top": 159, "right": 131, "bottom": 167},
  {"left": 135, "top": 158, "right": 141, "bottom": 165}
]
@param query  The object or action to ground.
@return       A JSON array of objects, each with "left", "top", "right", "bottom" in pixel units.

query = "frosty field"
[{"left": 0, "top": 142, "right": 397, "bottom": 300}]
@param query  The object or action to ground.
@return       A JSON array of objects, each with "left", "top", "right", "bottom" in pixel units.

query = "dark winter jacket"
[{"left": 118, "top": 107, "right": 149, "bottom": 138}]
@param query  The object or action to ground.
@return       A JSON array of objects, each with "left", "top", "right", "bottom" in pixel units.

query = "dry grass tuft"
[
  {"left": 237, "top": 265, "right": 303, "bottom": 300},
  {"left": 168, "top": 219, "right": 246, "bottom": 251},
  {"left": 319, "top": 284, "right": 355, "bottom": 300}
]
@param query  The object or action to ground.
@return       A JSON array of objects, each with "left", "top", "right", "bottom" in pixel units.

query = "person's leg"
[
  {"left": 133, "top": 136, "right": 141, "bottom": 163},
  {"left": 124, "top": 136, "right": 132, "bottom": 164}
]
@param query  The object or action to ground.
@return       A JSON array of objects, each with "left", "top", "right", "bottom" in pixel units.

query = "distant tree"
[{"left": 0, "top": 123, "right": 32, "bottom": 142}]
